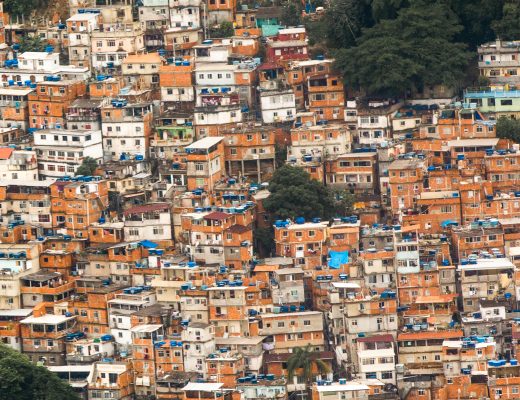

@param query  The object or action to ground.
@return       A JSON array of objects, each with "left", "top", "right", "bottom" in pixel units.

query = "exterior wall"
[{"left": 260, "top": 90, "right": 296, "bottom": 123}]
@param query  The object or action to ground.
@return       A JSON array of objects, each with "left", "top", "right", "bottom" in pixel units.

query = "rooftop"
[
  {"left": 315, "top": 382, "right": 369, "bottom": 392},
  {"left": 182, "top": 382, "right": 224, "bottom": 392},
  {"left": 21, "top": 314, "right": 75, "bottom": 325},
  {"left": 185, "top": 136, "right": 224, "bottom": 150},
  {"left": 123, "top": 203, "right": 170, "bottom": 216},
  {"left": 458, "top": 258, "right": 515, "bottom": 271}
]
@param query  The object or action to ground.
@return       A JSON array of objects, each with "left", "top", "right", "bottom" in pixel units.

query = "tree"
[
  {"left": 254, "top": 226, "right": 274, "bottom": 257},
  {"left": 4, "top": 0, "right": 47, "bottom": 17},
  {"left": 210, "top": 21, "right": 234, "bottom": 38},
  {"left": 333, "top": 2, "right": 469, "bottom": 97},
  {"left": 18, "top": 35, "right": 47, "bottom": 52},
  {"left": 0, "top": 344, "right": 79, "bottom": 400},
  {"left": 492, "top": 1, "right": 520, "bottom": 40},
  {"left": 264, "top": 165, "right": 358, "bottom": 220},
  {"left": 331, "top": 188, "right": 356, "bottom": 215},
  {"left": 281, "top": 3, "right": 302, "bottom": 27},
  {"left": 322, "top": 0, "right": 371, "bottom": 49},
  {"left": 448, "top": 0, "right": 504, "bottom": 49},
  {"left": 496, "top": 116, "right": 520, "bottom": 142},
  {"left": 287, "top": 345, "right": 331, "bottom": 390},
  {"left": 264, "top": 165, "right": 337, "bottom": 220},
  {"left": 75, "top": 157, "right": 98, "bottom": 176}
]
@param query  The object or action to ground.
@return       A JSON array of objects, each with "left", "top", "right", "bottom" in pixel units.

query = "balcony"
[
  {"left": 478, "top": 60, "right": 520, "bottom": 68},
  {"left": 21, "top": 281, "right": 75, "bottom": 295},
  {"left": 66, "top": 113, "right": 99, "bottom": 122},
  {"left": 66, "top": 352, "right": 104, "bottom": 363}
]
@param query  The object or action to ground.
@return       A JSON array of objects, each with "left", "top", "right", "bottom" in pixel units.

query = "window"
[
  {"left": 381, "top": 372, "right": 393, "bottom": 380},
  {"left": 501, "top": 99, "right": 513, "bottom": 106},
  {"left": 417, "top": 389, "right": 425, "bottom": 395},
  {"left": 441, "top": 205, "right": 452, "bottom": 213}
]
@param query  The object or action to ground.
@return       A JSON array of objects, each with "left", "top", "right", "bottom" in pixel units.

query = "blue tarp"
[
  {"left": 441, "top": 220, "right": 459, "bottom": 228},
  {"left": 328, "top": 251, "right": 349, "bottom": 269},
  {"left": 139, "top": 240, "right": 158, "bottom": 248}
]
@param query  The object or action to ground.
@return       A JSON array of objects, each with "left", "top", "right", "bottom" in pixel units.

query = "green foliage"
[
  {"left": 477, "top": 75, "right": 490, "bottom": 87},
  {"left": 274, "top": 144, "right": 287, "bottom": 168},
  {"left": 253, "top": 226, "right": 274, "bottom": 256},
  {"left": 4, "top": 0, "right": 45, "bottom": 17},
  {"left": 321, "top": 0, "right": 371, "bottom": 49},
  {"left": 333, "top": 2, "right": 469, "bottom": 96},
  {"left": 287, "top": 345, "right": 331, "bottom": 384},
  {"left": 492, "top": 1, "right": 520, "bottom": 40},
  {"left": 0, "top": 344, "right": 79, "bottom": 400},
  {"left": 448, "top": 0, "right": 504, "bottom": 49},
  {"left": 496, "top": 117, "right": 520, "bottom": 143},
  {"left": 281, "top": 3, "right": 302, "bottom": 27},
  {"left": 210, "top": 21, "right": 235, "bottom": 38},
  {"left": 370, "top": 0, "right": 407, "bottom": 22},
  {"left": 18, "top": 35, "right": 47, "bottom": 52},
  {"left": 264, "top": 165, "right": 337, "bottom": 220},
  {"left": 75, "top": 157, "right": 98, "bottom": 176},
  {"left": 264, "top": 165, "right": 356, "bottom": 220},
  {"left": 331, "top": 188, "right": 356, "bottom": 215}
]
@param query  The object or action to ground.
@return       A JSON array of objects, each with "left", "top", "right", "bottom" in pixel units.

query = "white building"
[
  {"left": 33, "top": 129, "right": 103, "bottom": 178},
  {"left": 357, "top": 112, "right": 392, "bottom": 146},
  {"left": 108, "top": 288, "right": 157, "bottom": 346},
  {"left": 259, "top": 88, "right": 296, "bottom": 124},
  {"left": 195, "top": 63, "right": 237, "bottom": 93},
  {"left": 356, "top": 335, "right": 396, "bottom": 384},
  {"left": 101, "top": 102, "right": 153, "bottom": 160},
  {"left": 271, "top": 268, "right": 305, "bottom": 305},
  {"left": 67, "top": 13, "right": 100, "bottom": 68},
  {"left": 123, "top": 203, "right": 173, "bottom": 243},
  {"left": 0, "top": 148, "right": 38, "bottom": 181},
  {"left": 0, "top": 180, "right": 54, "bottom": 231},
  {"left": 18, "top": 52, "right": 60, "bottom": 71},
  {"left": 193, "top": 41, "right": 231, "bottom": 63},
  {"left": 313, "top": 382, "right": 369, "bottom": 400},
  {"left": 138, "top": 0, "right": 170, "bottom": 36},
  {"left": 0, "top": 62, "right": 90, "bottom": 85},
  {"left": 91, "top": 23, "right": 145, "bottom": 70},
  {"left": 169, "top": 0, "right": 201, "bottom": 31},
  {"left": 181, "top": 322, "right": 215, "bottom": 377},
  {"left": 0, "top": 243, "right": 41, "bottom": 309},
  {"left": 288, "top": 124, "right": 351, "bottom": 164}
]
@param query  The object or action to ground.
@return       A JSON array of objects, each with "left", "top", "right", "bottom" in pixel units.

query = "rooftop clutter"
[{"left": 3, "top": 2, "right": 520, "bottom": 400}]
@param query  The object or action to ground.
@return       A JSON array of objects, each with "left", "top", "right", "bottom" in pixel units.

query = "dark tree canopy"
[
  {"left": 263, "top": 165, "right": 354, "bottom": 220},
  {"left": 492, "top": 1, "right": 520, "bottom": 40},
  {"left": 281, "top": 3, "right": 302, "bottom": 27},
  {"left": 18, "top": 35, "right": 47, "bottom": 52},
  {"left": 496, "top": 117, "right": 520, "bottom": 143},
  {"left": 210, "top": 21, "right": 235, "bottom": 38},
  {"left": 0, "top": 344, "right": 79, "bottom": 400},
  {"left": 75, "top": 157, "right": 98, "bottom": 176},
  {"left": 333, "top": 2, "right": 469, "bottom": 96}
]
